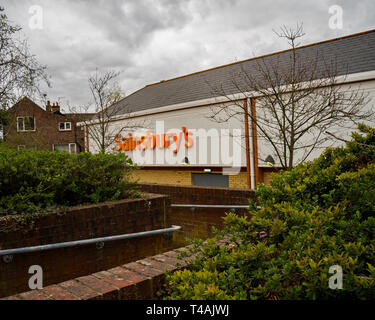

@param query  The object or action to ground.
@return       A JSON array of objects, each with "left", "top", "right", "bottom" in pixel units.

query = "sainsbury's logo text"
[{"left": 114, "top": 126, "right": 193, "bottom": 153}]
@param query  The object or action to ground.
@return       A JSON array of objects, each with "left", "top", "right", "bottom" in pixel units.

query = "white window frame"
[
  {"left": 53, "top": 143, "right": 77, "bottom": 154},
  {"left": 69, "top": 143, "right": 76, "bottom": 153},
  {"left": 17, "top": 116, "right": 36, "bottom": 132},
  {"left": 18, "top": 145, "right": 36, "bottom": 151},
  {"left": 59, "top": 122, "right": 72, "bottom": 131}
]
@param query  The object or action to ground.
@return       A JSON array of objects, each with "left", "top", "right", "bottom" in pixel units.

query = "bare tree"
[
  {"left": 208, "top": 24, "right": 373, "bottom": 170},
  {"left": 71, "top": 70, "right": 147, "bottom": 154},
  {"left": 0, "top": 6, "right": 50, "bottom": 129}
]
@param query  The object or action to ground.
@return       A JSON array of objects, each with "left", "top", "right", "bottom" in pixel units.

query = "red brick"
[
  {"left": 123, "top": 262, "right": 164, "bottom": 278},
  {"left": 108, "top": 266, "right": 148, "bottom": 283},
  {"left": 0, "top": 295, "right": 22, "bottom": 300},
  {"left": 139, "top": 258, "right": 176, "bottom": 272},
  {"left": 106, "top": 266, "right": 153, "bottom": 299},
  {"left": 59, "top": 279, "right": 99, "bottom": 300},
  {"left": 76, "top": 275, "right": 118, "bottom": 300},
  {"left": 0, "top": 194, "right": 170, "bottom": 298},
  {"left": 42, "top": 285, "right": 80, "bottom": 300},
  {"left": 152, "top": 254, "right": 187, "bottom": 268},
  {"left": 93, "top": 270, "right": 132, "bottom": 289},
  {"left": 162, "top": 250, "right": 181, "bottom": 259},
  {"left": 18, "top": 290, "right": 49, "bottom": 300},
  {"left": 4, "top": 98, "right": 85, "bottom": 153},
  {"left": 134, "top": 278, "right": 152, "bottom": 300},
  {"left": 93, "top": 270, "right": 136, "bottom": 300}
]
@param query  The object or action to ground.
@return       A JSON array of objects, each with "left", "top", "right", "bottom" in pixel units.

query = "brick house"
[{"left": 3, "top": 97, "right": 94, "bottom": 153}]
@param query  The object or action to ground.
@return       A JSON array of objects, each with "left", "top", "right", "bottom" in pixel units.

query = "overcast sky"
[{"left": 4, "top": 0, "right": 375, "bottom": 112}]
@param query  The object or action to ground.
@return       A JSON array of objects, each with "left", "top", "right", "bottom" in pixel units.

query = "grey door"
[{"left": 192, "top": 173, "right": 229, "bottom": 188}]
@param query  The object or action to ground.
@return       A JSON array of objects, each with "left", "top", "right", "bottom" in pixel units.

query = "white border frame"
[
  {"left": 17, "top": 116, "right": 36, "bottom": 132},
  {"left": 53, "top": 143, "right": 77, "bottom": 153},
  {"left": 58, "top": 122, "right": 72, "bottom": 131}
]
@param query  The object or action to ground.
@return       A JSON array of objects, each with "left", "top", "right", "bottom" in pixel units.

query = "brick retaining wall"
[
  {"left": 2, "top": 246, "right": 197, "bottom": 300},
  {"left": 0, "top": 185, "right": 256, "bottom": 299},
  {"left": 138, "top": 183, "right": 256, "bottom": 205},
  {"left": 0, "top": 194, "right": 174, "bottom": 298},
  {"left": 138, "top": 184, "right": 255, "bottom": 246}
]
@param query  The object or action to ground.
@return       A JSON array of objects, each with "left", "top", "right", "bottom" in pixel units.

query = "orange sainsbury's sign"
[{"left": 114, "top": 126, "right": 193, "bottom": 153}]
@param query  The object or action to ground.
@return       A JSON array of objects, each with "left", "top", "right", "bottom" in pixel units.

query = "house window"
[
  {"left": 17, "top": 116, "right": 35, "bottom": 132},
  {"left": 59, "top": 122, "right": 71, "bottom": 131},
  {"left": 18, "top": 145, "right": 36, "bottom": 151},
  {"left": 53, "top": 143, "right": 77, "bottom": 153}
]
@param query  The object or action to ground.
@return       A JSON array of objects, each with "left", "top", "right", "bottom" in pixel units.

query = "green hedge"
[
  {"left": 0, "top": 148, "right": 139, "bottom": 216},
  {"left": 164, "top": 124, "right": 375, "bottom": 300}
]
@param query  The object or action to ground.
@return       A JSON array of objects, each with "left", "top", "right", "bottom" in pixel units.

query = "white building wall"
[
  {"left": 89, "top": 103, "right": 246, "bottom": 170},
  {"left": 87, "top": 78, "right": 375, "bottom": 168},
  {"left": 255, "top": 79, "right": 375, "bottom": 167}
]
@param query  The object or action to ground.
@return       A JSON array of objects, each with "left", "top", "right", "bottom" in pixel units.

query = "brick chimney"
[
  {"left": 46, "top": 100, "right": 51, "bottom": 112},
  {"left": 50, "top": 102, "right": 60, "bottom": 113}
]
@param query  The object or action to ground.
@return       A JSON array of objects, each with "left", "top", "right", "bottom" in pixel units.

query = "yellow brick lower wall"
[
  {"left": 131, "top": 168, "right": 276, "bottom": 188},
  {"left": 263, "top": 171, "right": 275, "bottom": 186},
  {"left": 228, "top": 172, "right": 249, "bottom": 189},
  {"left": 131, "top": 169, "right": 192, "bottom": 186},
  {"left": 228, "top": 170, "right": 276, "bottom": 188},
  {"left": 132, "top": 169, "right": 250, "bottom": 188}
]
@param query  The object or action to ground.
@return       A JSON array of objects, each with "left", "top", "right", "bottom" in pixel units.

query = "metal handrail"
[
  {"left": 0, "top": 225, "right": 181, "bottom": 257},
  {"left": 171, "top": 204, "right": 261, "bottom": 209}
]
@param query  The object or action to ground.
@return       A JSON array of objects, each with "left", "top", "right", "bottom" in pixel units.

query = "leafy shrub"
[
  {"left": 0, "top": 148, "right": 139, "bottom": 215},
  {"left": 164, "top": 124, "right": 375, "bottom": 300}
]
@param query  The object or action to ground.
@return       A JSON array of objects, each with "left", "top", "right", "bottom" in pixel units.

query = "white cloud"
[{"left": 3, "top": 0, "right": 374, "bottom": 111}]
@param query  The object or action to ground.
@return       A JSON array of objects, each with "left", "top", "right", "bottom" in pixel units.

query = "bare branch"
[
  {"left": 326, "top": 131, "right": 375, "bottom": 149},
  {"left": 69, "top": 69, "right": 149, "bottom": 153},
  {"left": 207, "top": 24, "right": 373, "bottom": 170}
]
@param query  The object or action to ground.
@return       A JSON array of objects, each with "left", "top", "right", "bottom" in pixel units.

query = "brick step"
[{"left": 2, "top": 246, "right": 196, "bottom": 300}]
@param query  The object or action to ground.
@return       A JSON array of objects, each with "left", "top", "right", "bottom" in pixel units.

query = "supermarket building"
[{"left": 82, "top": 29, "right": 375, "bottom": 189}]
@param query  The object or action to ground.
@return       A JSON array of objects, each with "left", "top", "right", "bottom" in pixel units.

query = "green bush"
[
  {"left": 164, "top": 124, "right": 375, "bottom": 300},
  {"left": 0, "top": 148, "right": 139, "bottom": 216}
]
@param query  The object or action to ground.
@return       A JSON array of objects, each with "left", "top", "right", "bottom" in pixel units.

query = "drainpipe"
[
  {"left": 85, "top": 125, "right": 90, "bottom": 152},
  {"left": 251, "top": 98, "right": 259, "bottom": 186},
  {"left": 83, "top": 125, "right": 87, "bottom": 152},
  {"left": 249, "top": 117, "right": 255, "bottom": 190},
  {"left": 243, "top": 99, "right": 251, "bottom": 189}
]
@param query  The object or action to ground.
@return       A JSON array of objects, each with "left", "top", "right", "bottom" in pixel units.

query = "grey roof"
[
  {"left": 63, "top": 113, "right": 96, "bottom": 121},
  {"left": 111, "top": 29, "right": 375, "bottom": 116}
]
